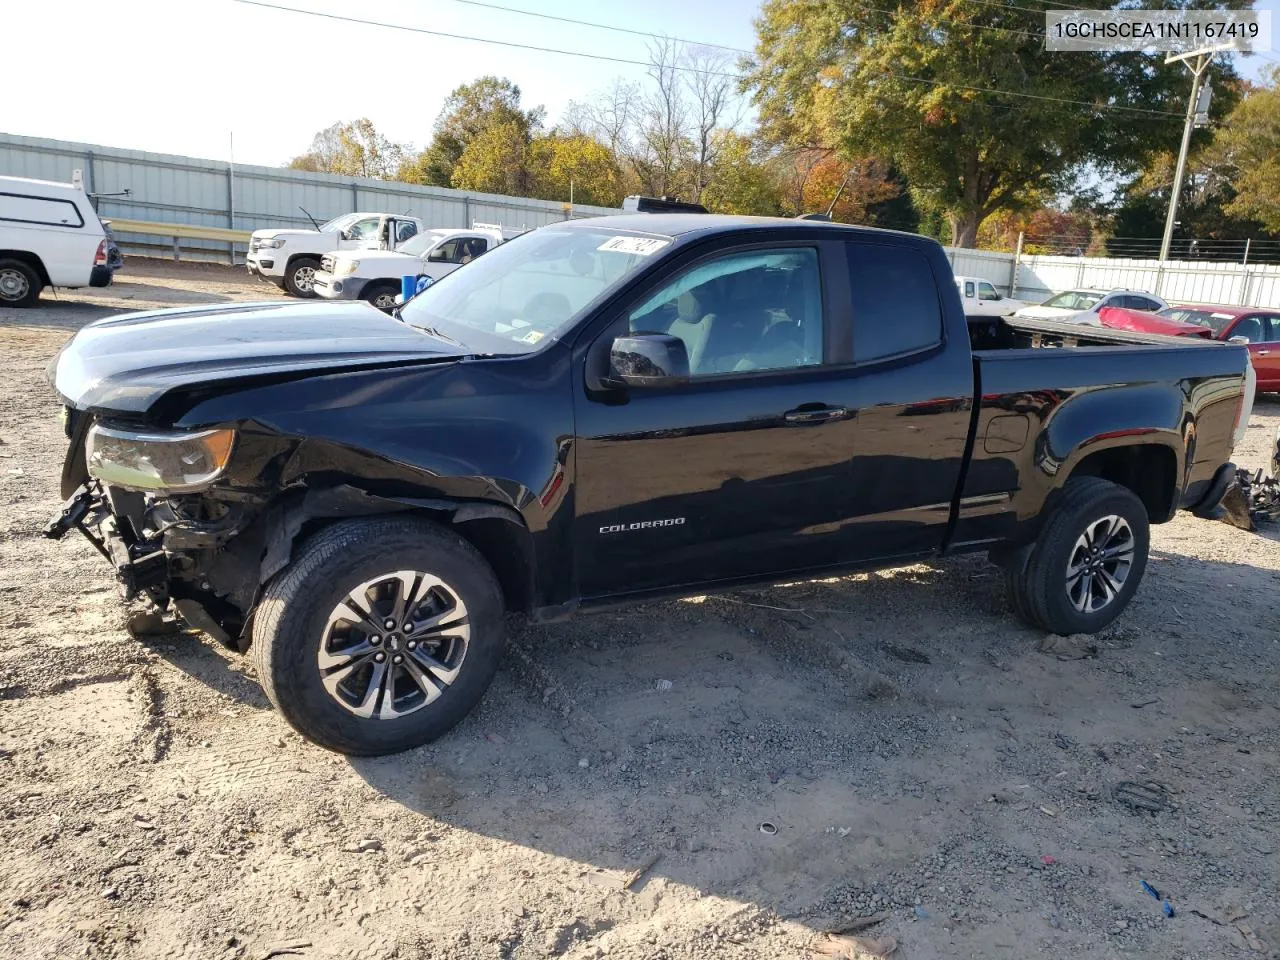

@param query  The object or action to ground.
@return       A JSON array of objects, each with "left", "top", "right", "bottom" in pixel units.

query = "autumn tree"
[
  {"left": 528, "top": 134, "right": 624, "bottom": 207},
  {"left": 1210, "top": 68, "right": 1280, "bottom": 232},
  {"left": 450, "top": 120, "right": 532, "bottom": 196},
  {"left": 399, "top": 77, "right": 544, "bottom": 187},
  {"left": 287, "top": 119, "right": 406, "bottom": 179},
  {"left": 745, "top": 0, "right": 1241, "bottom": 247},
  {"left": 700, "top": 132, "right": 785, "bottom": 215}
]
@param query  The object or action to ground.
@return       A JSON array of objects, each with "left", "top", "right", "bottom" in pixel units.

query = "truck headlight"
[
  {"left": 258, "top": 238, "right": 286, "bottom": 249},
  {"left": 337, "top": 260, "right": 360, "bottom": 276},
  {"left": 85, "top": 425, "right": 236, "bottom": 492}
]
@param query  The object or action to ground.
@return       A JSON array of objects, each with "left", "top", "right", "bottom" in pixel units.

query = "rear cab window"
[
  {"left": 0, "top": 192, "right": 86, "bottom": 228},
  {"left": 846, "top": 243, "right": 943, "bottom": 363}
]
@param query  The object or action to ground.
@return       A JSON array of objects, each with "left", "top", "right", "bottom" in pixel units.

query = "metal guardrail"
[
  {"left": 106, "top": 218, "right": 250, "bottom": 243},
  {"left": 105, "top": 218, "right": 249, "bottom": 263}
]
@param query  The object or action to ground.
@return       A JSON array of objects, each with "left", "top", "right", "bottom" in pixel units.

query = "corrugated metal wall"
[
  {"left": 0, "top": 132, "right": 620, "bottom": 261},
  {"left": 6, "top": 132, "right": 1279, "bottom": 307}
]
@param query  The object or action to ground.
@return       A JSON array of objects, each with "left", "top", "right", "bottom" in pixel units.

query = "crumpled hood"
[{"left": 50, "top": 300, "right": 466, "bottom": 414}]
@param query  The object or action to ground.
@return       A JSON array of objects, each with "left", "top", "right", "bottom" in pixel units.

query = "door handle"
[
  {"left": 784, "top": 404, "right": 848, "bottom": 425},
  {"left": 1258, "top": 350, "right": 1270, "bottom": 356}
]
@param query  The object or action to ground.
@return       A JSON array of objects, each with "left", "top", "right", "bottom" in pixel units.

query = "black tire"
[
  {"left": 0, "top": 259, "right": 42, "bottom": 308},
  {"left": 1007, "top": 477, "right": 1149, "bottom": 635},
  {"left": 283, "top": 257, "right": 321, "bottom": 298},
  {"left": 363, "top": 281, "right": 400, "bottom": 312},
  {"left": 251, "top": 517, "right": 506, "bottom": 755}
]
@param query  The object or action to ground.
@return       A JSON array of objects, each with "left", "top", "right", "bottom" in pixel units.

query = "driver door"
[{"left": 573, "top": 241, "right": 858, "bottom": 599}]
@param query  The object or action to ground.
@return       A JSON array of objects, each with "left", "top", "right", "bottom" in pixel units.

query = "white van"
[{"left": 0, "top": 176, "right": 121, "bottom": 308}]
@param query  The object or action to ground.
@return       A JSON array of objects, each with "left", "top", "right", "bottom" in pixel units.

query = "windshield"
[
  {"left": 1159, "top": 307, "right": 1239, "bottom": 336},
  {"left": 1040, "top": 290, "right": 1102, "bottom": 310},
  {"left": 400, "top": 226, "right": 670, "bottom": 353},
  {"left": 319, "top": 213, "right": 360, "bottom": 232},
  {"left": 397, "top": 231, "right": 450, "bottom": 257}
]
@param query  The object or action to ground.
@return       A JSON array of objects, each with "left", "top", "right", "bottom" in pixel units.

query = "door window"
[
  {"left": 458, "top": 237, "right": 488, "bottom": 263},
  {"left": 346, "top": 217, "right": 381, "bottom": 241},
  {"left": 846, "top": 243, "right": 943, "bottom": 362},
  {"left": 978, "top": 281, "right": 1000, "bottom": 300},
  {"left": 395, "top": 220, "right": 418, "bottom": 243},
  {"left": 1128, "top": 296, "right": 1161, "bottom": 311},
  {"left": 1232, "top": 316, "right": 1264, "bottom": 343},
  {"left": 429, "top": 238, "right": 463, "bottom": 262},
  {"left": 626, "top": 248, "right": 823, "bottom": 377},
  {"left": 1258, "top": 316, "right": 1280, "bottom": 342}
]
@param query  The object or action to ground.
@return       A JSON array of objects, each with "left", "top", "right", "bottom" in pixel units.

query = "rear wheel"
[
  {"left": 364, "top": 281, "right": 400, "bottom": 312},
  {"left": 283, "top": 257, "right": 321, "bottom": 298},
  {"left": 251, "top": 518, "right": 506, "bottom": 755},
  {"left": 1006, "top": 477, "right": 1149, "bottom": 635},
  {"left": 0, "top": 259, "right": 41, "bottom": 308}
]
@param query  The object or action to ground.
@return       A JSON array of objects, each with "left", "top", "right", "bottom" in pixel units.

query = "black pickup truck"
[{"left": 45, "top": 214, "right": 1254, "bottom": 754}]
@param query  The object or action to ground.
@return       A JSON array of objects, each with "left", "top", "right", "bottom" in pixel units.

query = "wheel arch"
[
  {"left": 1061, "top": 441, "right": 1180, "bottom": 524},
  {"left": 257, "top": 484, "right": 536, "bottom": 625},
  {"left": 0, "top": 250, "right": 51, "bottom": 287},
  {"left": 284, "top": 252, "right": 321, "bottom": 273}
]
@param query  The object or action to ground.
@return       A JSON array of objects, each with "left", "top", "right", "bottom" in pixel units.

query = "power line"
[
  {"left": 231, "top": 0, "right": 1187, "bottom": 118},
  {"left": 878, "top": 71, "right": 1184, "bottom": 117},
  {"left": 445, "top": 0, "right": 751, "bottom": 54},
  {"left": 229, "top": 0, "right": 742, "bottom": 76}
]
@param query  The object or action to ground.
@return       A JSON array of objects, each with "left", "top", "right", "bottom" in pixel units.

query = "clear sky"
[{"left": 2, "top": 0, "right": 1277, "bottom": 168}]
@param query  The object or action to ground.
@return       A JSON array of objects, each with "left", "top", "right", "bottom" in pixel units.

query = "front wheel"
[
  {"left": 1006, "top": 477, "right": 1149, "bottom": 635},
  {"left": 251, "top": 518, "right": 506, "bottom": 755},
  {"left": 363, "top": 281, "right": 400, "bottom": 312},
  {"left": 283, "top": 257, "right": 321, "bottom": 298}
]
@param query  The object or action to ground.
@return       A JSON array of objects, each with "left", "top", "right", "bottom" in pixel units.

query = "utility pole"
[{"left": 1160, "top": 46, "right": 1224, "bottom": 262}]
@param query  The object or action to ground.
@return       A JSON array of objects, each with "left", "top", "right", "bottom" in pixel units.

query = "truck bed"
[
  {"left": 969, "top": 313, "right": 1232, "bottom": 351},
  {"left": 952, "top": 312, "right": 1253, "bottom": 552}
]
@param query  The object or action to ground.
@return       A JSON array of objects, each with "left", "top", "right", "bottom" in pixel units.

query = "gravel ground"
[{"left": 1, "top": 259, "right": 1278, "bottom": 960}]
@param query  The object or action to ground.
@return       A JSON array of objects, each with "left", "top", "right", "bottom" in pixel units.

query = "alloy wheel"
[
  {"left": 318, "top": 571, "right": 470, "bottom": 720},
  {"left": 1065, "top": 514, "right": 1135, "bottom": 614},
  {"left": 292, "top": 265, "right": 316, "bottom": 292}
]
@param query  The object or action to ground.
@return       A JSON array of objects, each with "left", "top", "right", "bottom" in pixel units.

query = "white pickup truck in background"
[
  {"left": 953, "top": 274, "right": 1024, "bottom": 318},
  {"left": 0, "top": 175, "right": 122, "bottom": 308},
  {"left": 313, "top": 223, "right": 525, "bottom": 309},
  {"left": 247, "top": 212, "right": 426, "bottom": 298}
]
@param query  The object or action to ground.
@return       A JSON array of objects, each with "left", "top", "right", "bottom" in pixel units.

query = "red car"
[{"left": 1099, "top": 302, "right": 1280, "bottom": 390}]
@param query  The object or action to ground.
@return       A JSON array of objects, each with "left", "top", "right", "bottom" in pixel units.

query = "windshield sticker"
[
  {"left": 598, "top": 236, "right": 670, "bottom": 256},
  {"left": 1212, "top": 312, "right": 1235, "bottom": 320},
  {"left": 519, "top": 330, "right": 545, "bottom": 345}
]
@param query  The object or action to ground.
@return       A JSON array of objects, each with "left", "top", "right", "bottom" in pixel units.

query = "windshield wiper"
[{"left": 417, "top": 324, "right": 466, "bottom": 348}]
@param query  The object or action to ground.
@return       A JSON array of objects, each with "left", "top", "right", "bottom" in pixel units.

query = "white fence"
[
  {"left": 944, "top": 244, "right": 1280, "bottom": 309},
  {"left": 0, "top": 133, "right": 619, "bottom": 263}
]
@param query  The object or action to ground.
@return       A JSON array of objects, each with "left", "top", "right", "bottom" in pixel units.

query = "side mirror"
[
  {"left": 609, "top": 334, "right": 690, "bottom": 389},
  {"left": 1229, "top": 335, "right": 1251, "bottom": 345},
  {"left": 428, "top": 248, "right": 449, "bottom": 262}
]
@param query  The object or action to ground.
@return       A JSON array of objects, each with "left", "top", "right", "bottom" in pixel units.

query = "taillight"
[{"left": 94, "top": 239, "right": 108, "bottom": 266}]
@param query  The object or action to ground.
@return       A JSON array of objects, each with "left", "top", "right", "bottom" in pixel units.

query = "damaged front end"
[
  {"left": 1217, "top": 426, "right": 1280, "bottom": 531},
  {"left": 43, "top": 414, "right": 269, "bottom": 650}
]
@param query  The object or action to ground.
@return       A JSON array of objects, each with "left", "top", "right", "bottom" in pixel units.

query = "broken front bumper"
[{"left": 43, "top": 482, "right": 169, "bottom": 601}]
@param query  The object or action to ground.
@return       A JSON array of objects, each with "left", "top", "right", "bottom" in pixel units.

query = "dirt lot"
[{"left": 2, "top": 259, "right": 1279, "bottom": 960}]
